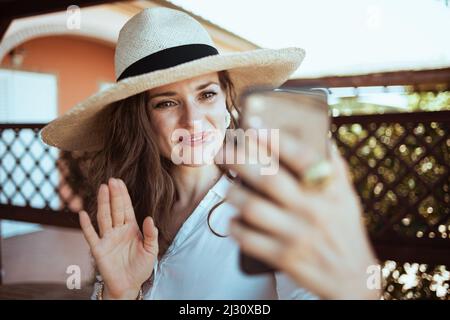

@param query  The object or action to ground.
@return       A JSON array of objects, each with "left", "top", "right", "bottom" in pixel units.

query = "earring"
[{"left": 225, "top": 111, "right": 231, "bottom": 128}]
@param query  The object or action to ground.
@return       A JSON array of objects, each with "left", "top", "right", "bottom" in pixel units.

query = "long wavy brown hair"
[{"left": 85, "top": 70, "right": 239, "bottom": 256}]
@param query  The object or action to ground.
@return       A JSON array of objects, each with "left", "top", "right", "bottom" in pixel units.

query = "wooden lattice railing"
[{"left": 332, "top": 111, "right": 449, "bottom": 266}]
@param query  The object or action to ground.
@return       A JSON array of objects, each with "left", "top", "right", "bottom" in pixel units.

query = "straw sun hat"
[{"left": 41, "top": 7, "right": 305, "bottom": 151}]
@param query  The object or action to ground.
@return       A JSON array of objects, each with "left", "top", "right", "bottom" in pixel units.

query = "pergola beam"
[{"left": 285, "top": 67, "right": 450, "bottom": 88}]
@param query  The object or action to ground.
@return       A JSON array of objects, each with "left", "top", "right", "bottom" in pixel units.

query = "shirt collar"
[{"left": 210, "top": 173, "right": 233, "bottom": 199}]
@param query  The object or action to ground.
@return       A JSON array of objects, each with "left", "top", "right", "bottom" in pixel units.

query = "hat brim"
[{"left": 41, "top": 47, "right": 305, "bottom": 151}]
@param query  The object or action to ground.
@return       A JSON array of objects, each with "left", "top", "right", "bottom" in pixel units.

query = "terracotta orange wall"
[
  {"left": 1, "top": 35, "right": 115, "bottom": 115},
  {"left": 0, "top": 36, "right": 114, "bottom": 284}
]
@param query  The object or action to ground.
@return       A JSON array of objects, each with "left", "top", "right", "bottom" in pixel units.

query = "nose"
[{"left": 181, "top": 99, "right": 203, "bottom": 128}]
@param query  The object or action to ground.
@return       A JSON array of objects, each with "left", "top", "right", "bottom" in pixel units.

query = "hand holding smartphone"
[{"left": 236, "top": 86, "right": 331, "bottom": 275}]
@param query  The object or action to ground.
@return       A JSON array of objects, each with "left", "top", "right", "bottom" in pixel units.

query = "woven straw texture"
[{"left": 41, "top": 7, "right": 305, "bottom": 151}]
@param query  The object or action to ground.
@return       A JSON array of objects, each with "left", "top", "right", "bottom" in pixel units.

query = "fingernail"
[
  {"left": 99, "top": 184, "right": 107, "bottom": 193},
  {"left": 109, "top": 178, "right": 117, "bottom": 187}
]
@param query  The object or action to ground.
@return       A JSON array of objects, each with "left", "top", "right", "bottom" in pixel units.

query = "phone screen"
[{"left": 235, "top": 87, "right": 330, "bottom": 275}]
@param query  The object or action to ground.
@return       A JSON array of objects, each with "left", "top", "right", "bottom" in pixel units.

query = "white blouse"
[{"left": 92, "top": 174, "right": 317, "bottom": 300}]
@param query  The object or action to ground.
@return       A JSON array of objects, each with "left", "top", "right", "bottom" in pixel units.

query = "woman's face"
[{"left": 147, "top": 72, "right": 228, "bottom": 166}]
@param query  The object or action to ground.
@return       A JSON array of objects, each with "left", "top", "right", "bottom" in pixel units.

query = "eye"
[
  {"left": 200, "top": 91, "right": 217, "bottom": 101},
  {"left": 154, "top": 100, "right": 177, "bottom": 109}
]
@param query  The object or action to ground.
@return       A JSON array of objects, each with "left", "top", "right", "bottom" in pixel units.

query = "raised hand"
[{"left": 78, "top": 178, "right": 158, "bottom": 299}]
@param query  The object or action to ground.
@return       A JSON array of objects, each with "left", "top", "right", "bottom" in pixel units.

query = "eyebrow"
[{"left": 148, "top": 81, "right": 219, "bottom": 101}]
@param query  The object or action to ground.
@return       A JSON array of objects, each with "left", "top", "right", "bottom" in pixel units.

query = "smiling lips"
[{"left": 179, "top": 131, "right": 215, "bottom": 146}]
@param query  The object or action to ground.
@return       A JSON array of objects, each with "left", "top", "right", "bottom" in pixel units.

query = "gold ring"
[{"left": 302, "top": 158, "right": 333, "bottom": 190}]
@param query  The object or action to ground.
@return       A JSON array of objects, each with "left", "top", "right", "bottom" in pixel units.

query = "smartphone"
[{"left": 235, "top": 86, "right": 331, "bottom": 275}]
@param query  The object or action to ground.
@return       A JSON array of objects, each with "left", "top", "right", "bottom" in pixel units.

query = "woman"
[{"left": 42, "top": 7, "right": 379, "bottom": 300}]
